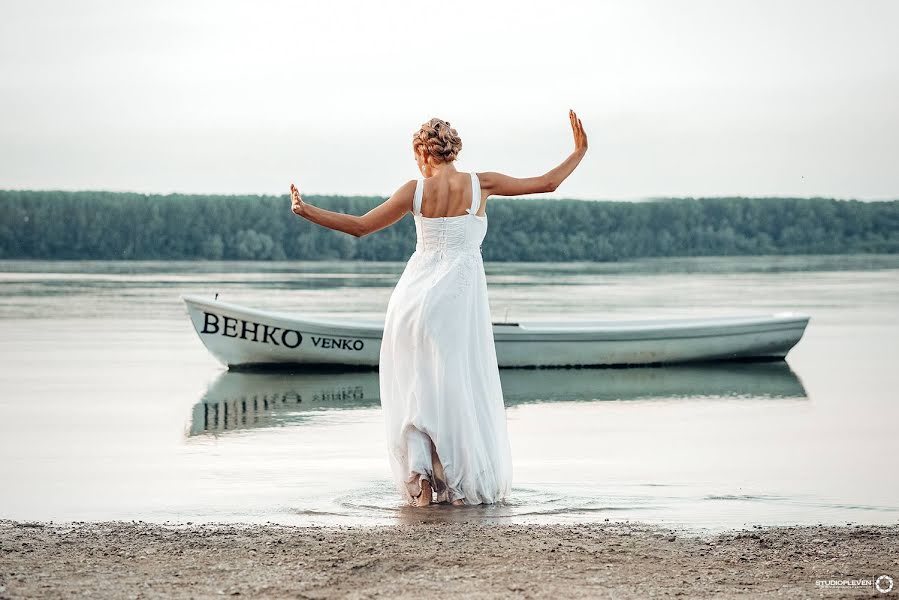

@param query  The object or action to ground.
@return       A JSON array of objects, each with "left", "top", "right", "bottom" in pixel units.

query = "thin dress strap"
[
  {"left": 467, "top": 172, "right": 481, "bottom": 216},
  {"left": 412, "top": 178, "right": 423, "bottom": 216}
]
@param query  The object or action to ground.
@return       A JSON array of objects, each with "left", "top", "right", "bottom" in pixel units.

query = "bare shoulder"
[
  {"left": 474, "top": 171, "right": 499, "bottom": 197},
  {"left": 473, "top": 171, "right": 495, "bottom": 189},
  {"left": 394, "top": 178, "right": 418, "bottom": 200}
]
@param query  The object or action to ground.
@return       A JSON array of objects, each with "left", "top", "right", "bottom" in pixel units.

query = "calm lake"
[{"left": 1, "top": 255, "right": 897, "bottom": 533}]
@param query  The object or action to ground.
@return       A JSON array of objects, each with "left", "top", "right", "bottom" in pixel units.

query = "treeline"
[{"left": 1, "top": 190, "right": 896, "bottom": 261}]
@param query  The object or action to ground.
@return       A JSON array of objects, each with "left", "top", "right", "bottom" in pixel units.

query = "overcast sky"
[{"left": 1, "top": 0, "right": 897, "bottom": 200}]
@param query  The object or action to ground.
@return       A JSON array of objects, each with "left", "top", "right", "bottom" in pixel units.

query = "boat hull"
[{"left": 181, "top": 294, "right": 810, "bottom": 370}]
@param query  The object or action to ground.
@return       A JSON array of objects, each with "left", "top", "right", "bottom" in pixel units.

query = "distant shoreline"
[
  {"left": 3, "top": 191, "right": 897, "bottom": 261},
  {"left": 1, "top": 519, "right": 896, "bottom": 598}
]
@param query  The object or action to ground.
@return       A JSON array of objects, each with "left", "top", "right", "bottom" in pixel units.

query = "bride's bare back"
[{"left": 417, "top": 171, "right": 487, "bottom": 219}]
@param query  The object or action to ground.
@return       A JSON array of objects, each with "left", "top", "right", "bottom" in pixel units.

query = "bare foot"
[
  {"left": 414, "top": 478, "right": 433, "bottom": 507},
  {"left": 452, "top": 499, "right": 464, "bottom": 506}
]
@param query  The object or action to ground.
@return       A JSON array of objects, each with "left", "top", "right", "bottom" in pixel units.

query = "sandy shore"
[{"left": 1, "top": 519, "right": 896, "bottom": 599}]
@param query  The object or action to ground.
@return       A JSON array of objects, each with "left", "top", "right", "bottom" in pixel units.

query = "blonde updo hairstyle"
[{"left": 413, "top": 117, "right": 462, "bottom": 165}]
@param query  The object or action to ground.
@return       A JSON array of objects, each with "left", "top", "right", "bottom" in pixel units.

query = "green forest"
[{"left": 1, "top": 190, "right": 896, "bottom": 262}]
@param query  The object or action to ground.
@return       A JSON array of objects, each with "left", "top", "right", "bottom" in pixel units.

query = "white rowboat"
[{"left": 181, "top": 294, "right": 810, "bottom": 370}]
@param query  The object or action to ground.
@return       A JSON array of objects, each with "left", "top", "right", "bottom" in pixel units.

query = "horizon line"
[{"left": 1, "top": 187, "right": 897, "bottom": 203}]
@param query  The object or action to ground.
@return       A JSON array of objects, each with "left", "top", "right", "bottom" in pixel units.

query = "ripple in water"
[{"left": 286, "top": 481, "right": 663, "bottom": 526}]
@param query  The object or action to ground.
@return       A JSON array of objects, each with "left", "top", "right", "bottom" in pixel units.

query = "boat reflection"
[{"left": 188, "top": 362, "right": 807, "bottom": 437}]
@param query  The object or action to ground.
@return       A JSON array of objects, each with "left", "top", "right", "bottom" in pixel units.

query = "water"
[{"left": 1, "top": 255, "right": 897, "bottom": 533}]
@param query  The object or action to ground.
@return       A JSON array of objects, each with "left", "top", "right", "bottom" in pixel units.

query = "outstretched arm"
[
  {"left": 290, "top": 180, "right": 416, "bottom": 238},
  {"left": 479, "top": 109, "right": 588, "bottom": 197}
]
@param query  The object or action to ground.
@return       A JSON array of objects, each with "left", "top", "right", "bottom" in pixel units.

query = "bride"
[{"left": 290, "top": 110, "right": 587, "bottom": 507}]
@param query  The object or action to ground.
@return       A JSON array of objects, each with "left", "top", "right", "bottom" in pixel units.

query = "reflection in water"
[
  {"left": 500, "top": 362, "right": 806, "bottom": 403},
  {"left": 190, "top": 363, "right": 807, "bottom": 436},
  {"left": 189, "top": 371, "right": 380, "bottom": 436}
]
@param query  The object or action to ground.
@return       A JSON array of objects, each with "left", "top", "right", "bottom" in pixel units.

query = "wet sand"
[{"left": 1, "top": 520, "right": 896, "bottom": 599}]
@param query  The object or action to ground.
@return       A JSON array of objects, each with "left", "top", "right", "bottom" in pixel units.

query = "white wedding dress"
[{"left": 379, "top": 171, "right": 514, "bottom": 505}]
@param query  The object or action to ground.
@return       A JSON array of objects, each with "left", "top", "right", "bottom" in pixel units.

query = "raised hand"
[
  {"left": 290, "top": 183, "right": 306, "bottom": 217},
  {"left": 569, "top": 109, "right": 588, "bottom": 153}
]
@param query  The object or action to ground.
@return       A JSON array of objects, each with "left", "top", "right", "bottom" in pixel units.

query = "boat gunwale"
[{"left": 181, "top": 294, "right": 810, "bottom": 342}]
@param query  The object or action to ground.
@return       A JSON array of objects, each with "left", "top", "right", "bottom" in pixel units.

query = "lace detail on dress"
[{"left": 446, "top": 251, "right": 481, "bottom": 302}]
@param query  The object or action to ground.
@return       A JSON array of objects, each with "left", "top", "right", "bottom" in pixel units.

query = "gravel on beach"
[{"left": 1, "top": 519, "right": 896, "bottom": 599}]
